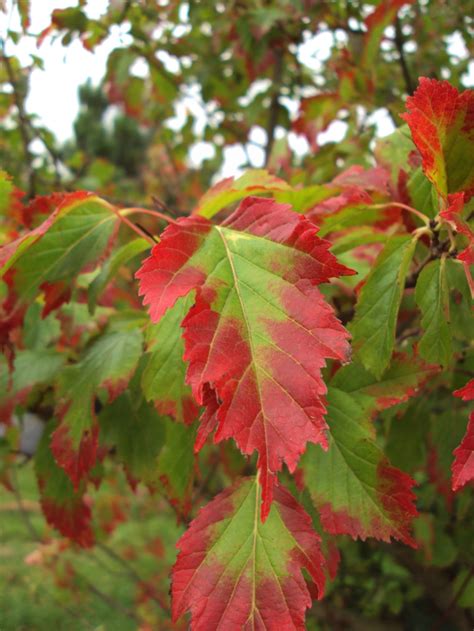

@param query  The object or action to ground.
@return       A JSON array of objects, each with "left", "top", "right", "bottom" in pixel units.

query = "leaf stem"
[
  {"left": 122, "top": 206, "right": 181, "bottom": 225},
  {"left": 370, "top": 202, "right": 430, "bottom": 226}
]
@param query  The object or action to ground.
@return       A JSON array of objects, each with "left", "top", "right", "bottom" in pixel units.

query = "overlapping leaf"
[
  {"left": 452, "top": 379, "right": 474, "bottom": 492},
  {"left": 350, "top": 235, "right": 417, "bottom": 377},
  {"left": 137, "top": 196, "right": 353, "bottom": 519},
  {"left": 194, "top": 170, "right": 290, "bottom": 219},
  {"left": 301, "top": 388, "right": 418, "bottom": 545},
  {"left": 331, "top": 352, "right": 439, "bottom": 414},
  {"left": 415, "top": 258, "right": 452, "bottom": 367},
  {"left": 401, "top": 78, "right": 474, "bottom": 199},
  {"left": 35, "top": 421, "right": 94, "bottom": 547},
  {"left": 172, "top": 476, "right": 326, "bottom": 631},
  {"left": 142, "top": 294, "right": 199, "bottom": 424},
  {"left": 52, "top": 329, "right": 143, "bottom": 488}
]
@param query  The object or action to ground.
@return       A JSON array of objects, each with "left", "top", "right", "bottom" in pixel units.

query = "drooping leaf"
[
  {"left": 142, "top": 294, "right": 199, "bottom": 425},
  {"left": 331, "top": 352, "right": 438, "bottom": 414},
  {"left": 88, "top": 237, "right": 150, "bottom": 314},
  {"left": 172, "top": 476, "right": 326, "bottom": 631},
  {"left": 401, "top": 78, "right": 474, "bottom": 199},
  {"left": 156, "top": 418, "right": 197, "bottom": 514},
  {"left": 415, "top": 258, "right": 452, "bottom": 367},
  {"left": 99, "top": 389, "right": 165, "bottom": 484},
  {"left": 52, "top": 329, "right": 143, "bottom": 488},
  {"left": 301, "top": 388, "right": 417, "bottom": 546},
  {"left": 0, "top": 193, "right": 119, "bottom": 329},
  {"left": 35, "top": 421, "right": 94, "bottom": 547},
  {"left": 452, "top": 379, "right": 474, "bottom": 492},
  {"left": 137, "top": 196, "right": 353, "bottom": 519},
  {"left": 194, "top": 170, "right": 290, "bottom": 219},
  {"left": 350, "top": 235, "right": 417, "bottom": 378}
]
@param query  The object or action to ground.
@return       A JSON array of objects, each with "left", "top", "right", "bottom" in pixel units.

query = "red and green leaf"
[
  {"left": 35, "top": 422, "right": 94, "bottom": 547},
  {"left": 401, "top": 78, "right": 474, "bottom": 199},
  {"left": 301, "top": 388, "right": 418, "bottom": 545},
  {"left": 172, "top": 476, "right": 326, "bottom": 631},
  {"left": 52, "top": 329, "right": 143, "bottom": 488},
  {"left": 137, "top": 196, "right": 353, "bottom": 519}
]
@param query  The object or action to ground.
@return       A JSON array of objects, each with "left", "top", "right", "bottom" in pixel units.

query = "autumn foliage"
[{"left": 1, "top": 1, "right": 473, "bottom": 629}]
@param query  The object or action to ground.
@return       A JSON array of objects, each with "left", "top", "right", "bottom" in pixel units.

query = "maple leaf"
[
  {"left": 52, "top": 329, "right": 143, "bottom": 488},
  {"left": 401, "top": 78, "right": 474, "bottom": 199},
  {"left": 35, "top": 422, "right": 94, "bottom": 547},
  {"left": 301, "top": 388, "right": 418, "bottom": 546},
  {"left": 137, "top": 196, "right": 353, "bottom": 519},
  {"left": 172, "top": 476, "right": 326, "bottom": 631},
  {"left": 452, "top": 379, "right": 474, "bottom": 492},
  {"left": 350, "top": 234, "right": 417, "bottom": 377}
]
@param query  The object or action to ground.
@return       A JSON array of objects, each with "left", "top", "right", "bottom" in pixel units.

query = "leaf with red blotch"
[
  {"left": 137, "top": 196, "right": 353, "bottom": 519},
  {"left": 35, "top": 421, "right": 94, "bottom": 547},
  {"left": 52, "top": 329, "right": 143, "bottom": 488},
  {"left": 172, "top": 476, "right": 326, "bottom": 631},
  {"left": 0, "top": 193, "right": 119, "bottom": 310},
  {"left": 331, "top": 351, "right": 439, "bottom": 414},
  {"left": 194, "top": 169, "right": 290, "bottom": 219},
  {"left": 401, "top": 78, "right": 474, "bottom": 199},
  {"left": 142, "top": 294, "right": 199, "bottom": 425},
  {"left": 301, "top": 388, "right": 418, "bottom": 546},
  {"left": 439, "top": 192, "right": 474, "bottom": 296},
  {"left": 452, "top": 379, "right": 474, "bottom": 491}
]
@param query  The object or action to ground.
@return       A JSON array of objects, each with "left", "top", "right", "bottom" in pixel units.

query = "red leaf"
[
  {"left": 172, "top": 477, "right": 325, "bottom": 631},
  {"left": 137, "top": 197, "right": 353, "bottom": 519},
  {"left": 401, "top": 78, "right": 474, "bottom": 199},
  {"left": 452, "top": 379, "right": 474, "bottom": 491}
]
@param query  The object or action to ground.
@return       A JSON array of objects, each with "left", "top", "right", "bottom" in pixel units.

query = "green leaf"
[
  {"left": 142, "top": 294, "right": 198, "bottom": 425},
  {"left": 156, "top": 418, "right": 197, "bottom": 511},
  {"left": 194, "top": 169, "right": 290, "bottom": 218},
  {"left": 88, "top": 237, "right": 149, "bottom": 314},
  {"left": 415, "top": 258, "right": 452, "bottom": 367},
  {"left": 350, "top": 235, "right": 417, "bottom": 377},
  {"left": 99, "top": 389, "right": 165, "bottom": 483}
]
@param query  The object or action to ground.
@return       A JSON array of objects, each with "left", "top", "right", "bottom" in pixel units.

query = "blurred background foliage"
[{"left": 0, "top": 1, "right": 473, "bottom": 630}]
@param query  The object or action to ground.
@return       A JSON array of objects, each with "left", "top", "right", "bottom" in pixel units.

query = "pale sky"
[{"left": 2, "top": 1, "right": 472, "bottom": 178}]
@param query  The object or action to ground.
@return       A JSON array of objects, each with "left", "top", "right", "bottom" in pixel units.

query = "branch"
[
  {"left": 1, "top": 43, "right": 37, "bottom": 197},
  {"left": 264, "top": 48, "right": 284, "bottom": 166},
  {"left": 394, "top": 17, "right": 414, "bottom": 95}
]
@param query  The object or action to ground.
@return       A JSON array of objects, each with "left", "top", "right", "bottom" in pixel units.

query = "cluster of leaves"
[{"left": 1, "top": 0, "right": 473, "bottom": 629}]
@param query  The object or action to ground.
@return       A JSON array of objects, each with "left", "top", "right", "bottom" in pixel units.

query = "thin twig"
[
  {"left": 1, "top": 42, "right": 37, "bottom": 197},
  {"left": 370, "top": 201, "right": 430, "bottom": 225},
  {"left": 264, "top": 48, "right": 284, "bottom": 166},
  {"left": 394, "top": 17, "right": 414, "bottom": 95}
]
